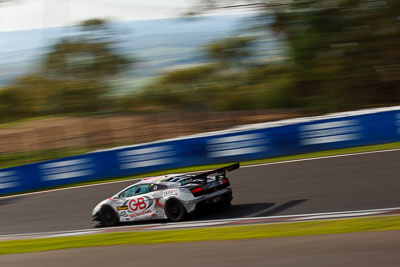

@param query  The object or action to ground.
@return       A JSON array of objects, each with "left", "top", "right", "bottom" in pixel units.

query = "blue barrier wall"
[{"left": 1, "top": 108, "right": 399, "bottom": 195}]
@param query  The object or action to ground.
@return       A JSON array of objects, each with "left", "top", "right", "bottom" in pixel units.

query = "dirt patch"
[{"left": 0, "top": 110, "right": 301, "bottom": 155}]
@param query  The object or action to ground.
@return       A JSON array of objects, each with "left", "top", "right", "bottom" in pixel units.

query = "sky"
[
  {"left": 0, "top": 0, "right": 248, "bottom": 32},
  {"left": 0, "top": 0, "right": 188, "bottom": 31}
]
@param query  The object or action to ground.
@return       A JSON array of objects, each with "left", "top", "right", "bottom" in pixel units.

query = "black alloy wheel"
[
  {"left": 99, "top": 206, "right": 119, "bottom": 226},
  {"left": 165, "top": 199, "right": 187, "bottom": 222}
]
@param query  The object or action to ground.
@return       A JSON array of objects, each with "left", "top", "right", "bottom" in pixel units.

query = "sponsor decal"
[
  {"left": 396, "top": 114, "right": 400, "bottom": 135},
  {"left": 40, "top": 158, "right": 94, "bottom": 181},
  {"left": 163, "top": 189, "right": 179, "bottom": 197},
  {"left": 126, "top": 196, "right": 154, "bottom": 211},
  {"left": 120, "top": 196, "right": 156, "bottom": 220},
  {"left": 0, "top": 171, "right": 19, "bottom": 190},
  {"left": 129, "top": 209, "right": 152, "bottom": 218},
  {"left": 155, "top": 198, "right": 164, "bottom": 207},
  {"left": 207, "top": 133, "right": 268, "bottom": 158},
  {"left": 128, "top": 197, "right": 148, "bottom": 211},
  {"left": 298, "top": 120, "right": 362, "bottom": 145},
  {"left": 118, "top": 146, "right": 177, "bottom": 169}
]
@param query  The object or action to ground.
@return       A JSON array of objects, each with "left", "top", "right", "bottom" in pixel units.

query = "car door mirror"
[{"left": 115, "top": 193, "right": 124, "bottom": 199}]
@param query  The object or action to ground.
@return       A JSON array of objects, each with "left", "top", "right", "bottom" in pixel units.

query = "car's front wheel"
[
  {"left": 99, "top": 206, "right": 119, "bottom": 226},
  {"left": 165, "top": 199, "right": 187, "bottom": 222}
]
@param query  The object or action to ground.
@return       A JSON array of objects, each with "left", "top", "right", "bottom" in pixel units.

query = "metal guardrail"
[{"left": 1, "top": 106, "right": 399, "bottom": 195}]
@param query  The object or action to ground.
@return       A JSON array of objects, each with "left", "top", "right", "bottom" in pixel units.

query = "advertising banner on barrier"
[{"left": 1, "top": 107, "right": 400, "bottom": 195}]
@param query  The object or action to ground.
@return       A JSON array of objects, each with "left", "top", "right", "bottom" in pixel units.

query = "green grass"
[
  {"left": 0, "top": 148, "right": 90, "bottom": 168},
  {"left": 1, "top": 215, "right": 400, "bottom": 254}
]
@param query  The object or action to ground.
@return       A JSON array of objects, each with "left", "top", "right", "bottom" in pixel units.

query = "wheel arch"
[
  {"left": 164, "top": 197, "right": 187, "bottom": 211},
  {"left": 164, "top": 197, "right": 188, "bottom": 221},
  {"left": 100, "top": 204, "right": 120, "bottom": 220}
]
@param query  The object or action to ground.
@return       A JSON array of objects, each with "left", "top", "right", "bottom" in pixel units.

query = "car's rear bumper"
[{"left": 193, "top": 191, "right": 233, "bottom": 212}]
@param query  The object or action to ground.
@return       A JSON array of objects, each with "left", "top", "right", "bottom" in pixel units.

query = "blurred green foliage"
[
  {"left": 0, "top": 19, "right": 131, "bottom": 122},
  {"left": 134, "top": 35, "right": 298, "bottom": 112},
  {"left": 138, "top": 0, "right": 400, "bottom": 113},
  {"left": 271, "top": 0, "right": 400, "bottom": 112},
  {"left": 205, "top": 36, "right": 256, "bottom": 66}
]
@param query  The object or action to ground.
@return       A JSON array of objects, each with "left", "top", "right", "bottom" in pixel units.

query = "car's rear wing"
[{"left": 181, "top": 163, "right": 240, "bottom": 185}]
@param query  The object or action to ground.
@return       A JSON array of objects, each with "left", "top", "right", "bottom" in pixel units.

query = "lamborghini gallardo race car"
[{"left": 92, "top": 163, "right": 239, "bottom": 226}]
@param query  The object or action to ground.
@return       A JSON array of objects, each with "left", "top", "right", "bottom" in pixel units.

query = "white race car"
[{"left": 92, "top": 163, "right": 239, "bottom": 226}]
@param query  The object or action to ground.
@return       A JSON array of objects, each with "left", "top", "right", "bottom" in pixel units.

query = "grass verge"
[{"left": 1, "top": 215, "right": 400, "bottom": 254}]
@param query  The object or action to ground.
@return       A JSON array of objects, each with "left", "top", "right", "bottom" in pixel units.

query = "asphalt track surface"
[
  {"left": 0, "top": 150, "right": 400, "bottom": 235},
  {"left": 2, "top": 231, "right": 400, "bottom": 267}
]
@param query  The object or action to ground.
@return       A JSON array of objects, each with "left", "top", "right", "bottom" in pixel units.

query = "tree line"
[
  {"left": 1, "top": 0, "right": 400, "bottom": 122},
  {"left": 137, "top": 0, "right": 400, "bottom": 113},
  {"left": 0, "top": 19, "right": 131, "bottom": 121}
]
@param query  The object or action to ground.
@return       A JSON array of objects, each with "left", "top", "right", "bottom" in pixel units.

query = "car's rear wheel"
[
  {"left": 165, "top": 199, "right": 187, "bottom": 222},
  {"left": 99, "top": 206, "right": 118, "bottom": 226}
]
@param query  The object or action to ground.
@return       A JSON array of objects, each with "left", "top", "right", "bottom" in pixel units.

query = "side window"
[
  {"left": 122, "top": 186, "right": 137, "bottom": 198},
  {"left": 120, "top": 184, "right": 153, "bottom": 198},
  {"left": 136, "top": 184, "right": 150, "bottom": 195}
]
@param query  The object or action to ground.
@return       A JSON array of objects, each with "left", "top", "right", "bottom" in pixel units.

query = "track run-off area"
[{"left": 0, "top": 149, "right": 400, "bottom": 237}]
